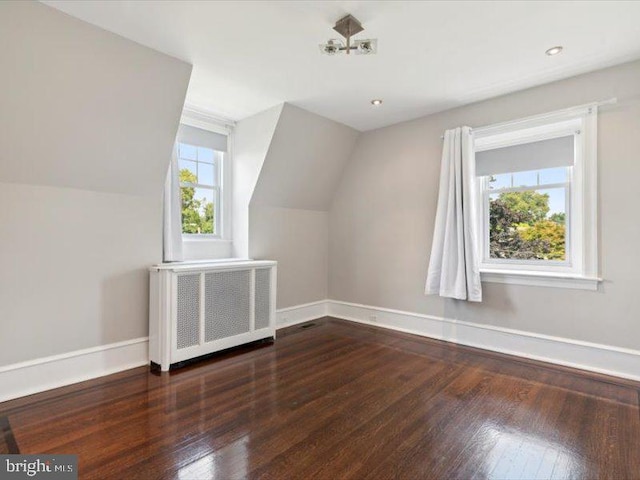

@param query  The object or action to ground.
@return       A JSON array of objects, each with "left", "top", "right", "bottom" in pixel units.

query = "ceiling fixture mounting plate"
[{"left": 333, "top": 14, "right": 364, "bottom": 38}]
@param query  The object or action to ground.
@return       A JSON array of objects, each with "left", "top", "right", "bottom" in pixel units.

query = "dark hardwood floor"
[{"left": 1, "top": 317, "right": 639, "bottom": 479}]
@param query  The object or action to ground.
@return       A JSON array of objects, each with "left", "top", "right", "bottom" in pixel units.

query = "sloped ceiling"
[
  {"left": 251, "top": 104, "right": 359, "bottom": 211},
  {"left": 232, "top": 104, "right": 284, "bottom": 258},
  {"left": 0, "top": 2, "right": 191, "bottom": 197},
  {"left": 233, "top": 104, "right": 284, "bottom": 207}
]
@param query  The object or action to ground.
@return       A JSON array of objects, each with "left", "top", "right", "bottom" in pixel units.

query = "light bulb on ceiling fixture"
[
  {"left": 545, "top": 46, "right": 563, "bottom": 56},
  {"left": 371, "top": 99, "right": 383, "bottom": 106},
  {"left": 355, "top": 39, "right": 377, "bottom": 55},
  {"left": 319, "top": 39, "right": 344, "bottom": 56}
]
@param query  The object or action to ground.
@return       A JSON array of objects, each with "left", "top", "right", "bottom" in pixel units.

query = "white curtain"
[
  {"left": 425, "top": 126, "right": 482, "bottom": 301},
  {"left": 163, "top": 145, "right": 183, "bottom": 262}
]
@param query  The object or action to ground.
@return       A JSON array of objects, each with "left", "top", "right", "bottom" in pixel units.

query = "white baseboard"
[
  {"left": 326, "top": 300, "right": 640, "bottom": 382},
  {"left": 0, "top": 337, "right": 149, "bottom": 403},
  {"left": 4, "top": 299, "right": 638, "bottom": 404},
  {"left": 276, "top": 300, "right": 328, "bottom": 328},
  {"left": 276, "top": 299, "right": 640, "bottom": 382}
]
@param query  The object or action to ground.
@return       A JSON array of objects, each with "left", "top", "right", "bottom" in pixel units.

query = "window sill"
[
  {"left": 182, "top": 236, "right": 231, "bottom": 243},
  {"left": 480, "top": 269, "right": 601, "bottom": 291}
]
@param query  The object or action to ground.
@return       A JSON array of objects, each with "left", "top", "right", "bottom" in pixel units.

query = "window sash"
[
  {"left": 180, "top": 181, "right": 218, "bottom": 190},
  {"left": 178, "top": 156, "right": 221, "bottom": 188},
  {"left": 481, "top": 177, "right": 572, "bottom": 267},
  {"left": 478, "top": 165, "right": 578, "bottom": 273},
  {"left": 180, "top": 185, "right": 221, "bottom": 237}
]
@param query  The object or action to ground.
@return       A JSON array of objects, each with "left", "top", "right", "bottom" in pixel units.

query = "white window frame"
[
  {"left": 473, "top": 104, "right": 600, "bottom": 290},
  {"left": 179, "top": 107, "right": 234, "bottom": 245},
  {"left": 177, "top": 143, "right": 222, "bottom": 238}
]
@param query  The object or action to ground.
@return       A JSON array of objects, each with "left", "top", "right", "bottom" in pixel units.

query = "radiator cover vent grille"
[
  {"left": 255, "top": 269, "right": 271, "bottom": 331},
  {"left": 205, "top": 270, "right": 251, "bottom": 342},
  {"left": 176, "top": 274, "right": 200, "bottom": 349}
]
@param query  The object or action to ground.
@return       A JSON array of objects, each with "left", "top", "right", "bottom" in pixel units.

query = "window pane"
[
  {"left": 487, "top": 173, "right": 511, "bottom": 190},
  {"left": 512, "top": 170, "right": 538, "bottom": 187},
  {"left": 489, "top": 188, "right": 566, "bottom": 261},
  {"left": 194, "top": 187, "right": 215, "bottom": 234},
  {"left": 198, "top": 147, "right": 214, "bottom": 163},
  {"left": 179, "top": 160, "right": 197, "bottom": 183},
  {"left": 546, "top": 188, "right": 566, "bottom": 225},
  {"left": 539, "top": 166, "right": 567, "bottom": 185},
  {"left": 198, "top": 162, "right": 216, "bottom": 186},
  {"left": 179, "top": 143, "right": 197, "bottom": 160},
  {"left": 180, "top": 186, "right": 216, "bottom": 235}
]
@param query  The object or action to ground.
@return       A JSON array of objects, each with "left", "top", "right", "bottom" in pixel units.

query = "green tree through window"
[
  {"left": 489, "top": 190, "right": 565, "bottom": 260},
  {"left": 180, "top": 169, "right": 215, "bottom": 234}
]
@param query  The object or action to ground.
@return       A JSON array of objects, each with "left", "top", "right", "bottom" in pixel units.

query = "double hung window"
[
  {"left": 176, "top": 124, "right": 227, "bottom": 238},
  {"left": 474, "top": 107, "right": 599, "bottom": 289}
]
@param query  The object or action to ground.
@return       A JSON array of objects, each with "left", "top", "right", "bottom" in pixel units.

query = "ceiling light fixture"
[
  {"left": 545, "top": 46, "right": 563, "bottom": 56},
  {"left": 371, "top": 99, "right": 383, "bottom": 106},
  {"left": 319, "top": 14, "right": 377, "bottom": 56}
]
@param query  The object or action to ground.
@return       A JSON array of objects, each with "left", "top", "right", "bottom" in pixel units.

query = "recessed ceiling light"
[
  {"left": 371, "top": 99, "right": 383, "bottom": 106},
  {"left": 545, "top": 46, "right": 563, "bottom": 56}
]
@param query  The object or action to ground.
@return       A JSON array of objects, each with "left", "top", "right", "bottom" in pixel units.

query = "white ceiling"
[{"left": 43, "top": 1, "right": 640, "bottom": 131}]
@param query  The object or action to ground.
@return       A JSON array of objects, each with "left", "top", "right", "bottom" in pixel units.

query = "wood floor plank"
[{"left": 1, "top": 317, "right": 638, "bottom": 479}]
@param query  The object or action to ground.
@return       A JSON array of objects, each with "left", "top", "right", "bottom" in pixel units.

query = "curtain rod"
[{"left": 439, "top": 98, "right": 617, "bottom": 139}]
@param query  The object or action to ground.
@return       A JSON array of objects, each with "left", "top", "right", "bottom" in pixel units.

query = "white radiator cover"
[{"left": 149, "top": 260, "right": 277, "bottom": 370}]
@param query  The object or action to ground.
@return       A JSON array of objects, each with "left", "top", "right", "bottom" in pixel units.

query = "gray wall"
[
  {"left": 0, "top": 2, "right": 191, "bottom": 365},
  {"left": 330, "top": 60, "right": 640, "bottom": 350},
  {"left": 249, "top": 104, "right": 359, "bottom": 309},
  {"left": 250, "top": 206, "right": 329, "bottom": 308}
]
